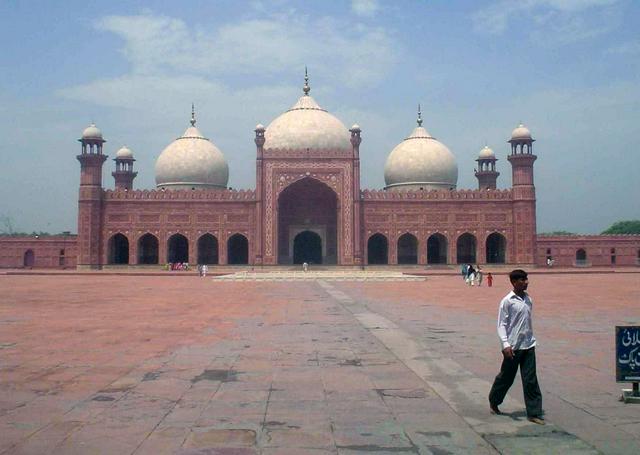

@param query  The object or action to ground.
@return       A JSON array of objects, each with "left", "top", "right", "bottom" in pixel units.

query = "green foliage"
[
  {"left": 601, "top": 220, "right": 640, "bottom": 235},
  {"left": 0, "top": 231, "right": 52, "bottom": 237},
  {"left": 539, "top": 230, "right": 576, "bottom": 236}
]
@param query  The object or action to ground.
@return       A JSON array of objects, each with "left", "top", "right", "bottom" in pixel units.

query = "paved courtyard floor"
[{"left": 1, "top": 271, "right": 639, "bottom": 454}]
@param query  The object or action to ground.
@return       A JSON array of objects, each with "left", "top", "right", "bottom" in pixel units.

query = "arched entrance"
[
  {"left": 228, "top": 234, "right": 248, "bottom": 264},
  {"left": 398, "top": 233, "right": 418, "bottom": 264},
  {"left": 23, "top": 249, "right": 35, "bottom": 267},
  {"left": 456, "top": 233, "right": 477, "bottom": 264},
  {"left": 108, "top": 233, "right": 129, "bottom": 264},
  {"left": 168, "top": 234, "right": 189, "bottom": 263},
  {"left": 278, "top": 177, "right": 337, "bottom": 265},
  {"left": 138, "top": 233, "right": 159, "bottom": 264},
  {"left": 427, "top": 233, "right": 447, "bottom": 264},
  {"left": 367, "top": 234, "right": 388, "bottom": 265},
  {"left": 197, "top": 234, "right": 219, "bottom": 264},
  {"left": 486, "top": 233, "right": 506, "bottom": 264},
  {"left": 293, "top": 231, "right": 322, "bottom": 264}
]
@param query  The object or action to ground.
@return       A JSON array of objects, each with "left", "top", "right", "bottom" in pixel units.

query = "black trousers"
[{"left": 489, "top": 347, "right": 542, "bottom": 417}]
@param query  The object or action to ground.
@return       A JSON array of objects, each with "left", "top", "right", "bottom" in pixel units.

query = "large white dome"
[
  {"left": 155, "top": 120, "right": 229, "bottom": 190},
  {"left": 510, "top": 123, "right": 532, "bottom": 140},
  {"left": 263, "top": 79, "right": 351, "bottom": 153},
  {"left": 82, "top": 123, "right": 103, "bottom": 140},
  {"left": 384, "top": 116, "right": 458, "bottom": 191}
]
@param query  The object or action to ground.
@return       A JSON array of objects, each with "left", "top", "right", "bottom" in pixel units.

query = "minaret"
[
  {"left": 475, "top": 145, "right": 499, "bottom": 189},
  {"left": 350, "top": 123, "right": 362, "bottom": 265},
  {"left": 112, "top": 146, "right": 137, "bottom": 190},
  {"left": 508, "top": 123, "right": 537, "bottom": 265},
  {"left": 77, "top": 123, "right": 107, "bottom": 269},
  {"left": 254, "top": 122, "right": 266, "bottom": 266}
]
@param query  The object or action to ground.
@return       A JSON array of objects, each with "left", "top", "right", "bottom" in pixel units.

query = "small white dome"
[
  {"left": 350, "top": 123, "right": 361, "bottom": 131},
  {"left": 155, "top": 124, "right": 229, "bottom": 190},
  {"left": 82, "top": 123, "right": 103, "bottom": 140},
  {"left": 478, "top": 145, "right": 495, "bottom": 159},
  {"left": 511, "top": 123, "right": 532, "bottom": 140},
  {"left": 264, "top": 94, "right": 351, "bottom": 153},
  {"left": 384, "top": 123, "right": 458, "bottom": 191},
  {"left": 115, "top": 146, "right": 134, "bottom": 160},
  {"left": 255, "top": 123, "right": 265, "bottom": 131}
]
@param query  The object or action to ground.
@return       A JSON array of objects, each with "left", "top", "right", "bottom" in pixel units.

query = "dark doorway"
[
  {"left": 367, "top": 234, "right": 388, "bottom": 265},
  {"left": 277, "top": 177, "right": 337, "bottom": 264},
  {"left": 576, "top": 249, "right": 587, "bottom": 262},
  {"left": 398, "top": 233, "right": 418, "bottom": 264},
  {"left": 108, "top": 233, "right": 129, "bottom": 264},
  {"left": 228, "top": 234, "right": 248, "bottom": 264},
  {"left": 486, "top": 233, "right": 506, "bottom": 264},
  {"left": 293, "top": 231, "right": 322, "bottom": 264},
  {"left": 427, "top": 233, "right": 447, "bottom": 264},
  {"left": 23, "top": 249, "right": 35, "bottom": 267},
  {"left": 168, "top": 234, "right": 189, "bottom": 263},
  {"left": 138, "top": 233, "right": 159, "bottom": 264},
  {"left": 197, "top": 234, "right": 219, "bottom": 264},
  {"left": 456, "top": 233, "right": 477, "bottom": 264}
]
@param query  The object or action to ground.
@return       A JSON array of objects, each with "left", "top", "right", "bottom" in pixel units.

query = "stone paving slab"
[{"left": 0, "top": 273, "right": 638, "bottom": 454}]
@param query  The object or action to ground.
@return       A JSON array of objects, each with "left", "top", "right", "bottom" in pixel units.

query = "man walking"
[{"left": 488, "top": 269, "right": 544, "bottom": 424}]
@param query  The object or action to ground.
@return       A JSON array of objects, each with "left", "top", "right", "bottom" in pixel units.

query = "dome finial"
[
  {"left": 190, "top": 103, "right": 196, "bottom": 127},
  {"left": 417, "top": 104, "right": 423, "bottom": 127},
  {"left": 303, "top": 66, "right": 310, "bottom": 95}
]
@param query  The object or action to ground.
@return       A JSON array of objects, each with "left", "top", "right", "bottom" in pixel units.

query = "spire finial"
[
  {"left": 190, "top": 103, "right": 196, "bottom": 126},
  {"left": 303, "top": 66, "right": 310, "bottom": 95},
  {"left": 417, "top": 104, "right": 423, "bottom": 127}
]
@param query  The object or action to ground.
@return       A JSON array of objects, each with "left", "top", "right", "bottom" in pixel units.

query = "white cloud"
[
  {"left": 351, "top": 0, "right": 380, "bottom": 17},
  {"left": 93, "top": 12, "right": 396, "bottom": 88},
  {"left": 472, "top": 0, "right": 620, "bottom": 42}
]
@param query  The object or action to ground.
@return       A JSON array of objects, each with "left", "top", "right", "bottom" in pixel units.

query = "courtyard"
[{"left": 0, "top": 271, "right": 639, "bottom": 454}]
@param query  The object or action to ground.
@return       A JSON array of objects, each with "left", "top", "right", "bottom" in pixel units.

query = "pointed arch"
[
  {"left": 485, "top": 232, "right": 507, "bottom": 264},
  {"left": 427, "top": 233, "right": 448, "bottom": 264},
  {"left": 293, "top": 231, "right": 322, "bottom": 264},
  {"left": 23, "top": 249, "right": 35, "bottom": 267},
  {"left": 197, "top": 233, "right": 219, "bottom": 264},
  {"left": 137, "top": 233, "right": 159, "bottom": 264},
  {"left": 168, "top": 234, "right": 189, "bottom": 263},
  {"left": 367, "top": 233, "right": 388, "bottom": 265},
  {"left": 108, "top": 233, "right": 129, "bottom": 264},
  {"left": 397, "top": 233, "right": 418, "bottom": 264},
  {"left": 228, "top": 234, "right": 249, "bottom": 265},
  {"left": 456, "top": 233, "right": 477, "bottom": 264}
]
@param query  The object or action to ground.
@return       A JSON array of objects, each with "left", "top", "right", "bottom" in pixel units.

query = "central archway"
[
  {"left": 293, "top": 231, "right": 322, "bottom": 264},
  {"left": 278, "top": 177, "right": 338, "bottom": 265}
]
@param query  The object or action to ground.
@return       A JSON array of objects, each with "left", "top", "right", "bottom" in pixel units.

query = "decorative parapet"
[
  {"left": 103, "top": 188, "right": 256, "bottom": 201},
  {"left": 537, "top": 234, "right": 640, "bottom": 241},
  {"left": 361, "top": 188, "right": 512, "bottom": 200},
  {"left": 262, "top": 147, "right": 353, "bottom": 158}
]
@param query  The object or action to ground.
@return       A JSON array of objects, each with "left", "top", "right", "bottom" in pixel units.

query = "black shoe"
[
  {"left": 490, "top": 403, "right": 502, "bottom": 415},
  {"left": 527, "top": 416, "right": 545, "bottom": 425}
]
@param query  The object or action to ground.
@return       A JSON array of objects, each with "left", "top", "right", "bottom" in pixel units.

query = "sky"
[{"left": 0, "top": 0, "right": 638, "bottom": 234}]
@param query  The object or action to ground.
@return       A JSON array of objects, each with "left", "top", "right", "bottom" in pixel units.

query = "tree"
[
  {"left": 601, "top": 220, "right": 640, "bottom": 235},
  {"left": 539, "top": 230, "right": 576, "bottom": 236}
]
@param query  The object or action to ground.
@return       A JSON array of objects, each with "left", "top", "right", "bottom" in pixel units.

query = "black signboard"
[{"left": 616, "top": 326, "right": 640, "bottom": 382}]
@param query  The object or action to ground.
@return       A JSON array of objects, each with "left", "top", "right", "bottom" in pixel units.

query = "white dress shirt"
[{"left": 497, "top": 291, "right": 537, "bottom": 351}]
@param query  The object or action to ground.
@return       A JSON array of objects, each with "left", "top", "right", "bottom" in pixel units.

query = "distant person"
[
  {"left": 202, "top": 264, "right": 208, "bottom": 277},
  {"left": 486, "top": 272, "right": 493, "bottom": 287},
  {"left": 302, "top": 262, "right": 309, "bottom": 272},
  {"left": 461, "top": 263, "right": 468, "bottom": 281},
  {"left": 466, "top": 264, "right": 475, "bottom": 286},
  {"left": 489, "top": 269, "right": 544, "bottom": 425},
  {"left": 475, "top": 265, "right": 483, "bottom": 286}
]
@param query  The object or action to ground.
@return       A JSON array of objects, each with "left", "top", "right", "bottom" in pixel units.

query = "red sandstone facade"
[{"left": 1, "top": 119, "right": 638, "bottom": 269}]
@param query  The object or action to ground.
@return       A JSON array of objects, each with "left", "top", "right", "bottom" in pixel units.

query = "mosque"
[{"left": 1, "top": 74, "right": 639, "bottom": 269}]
